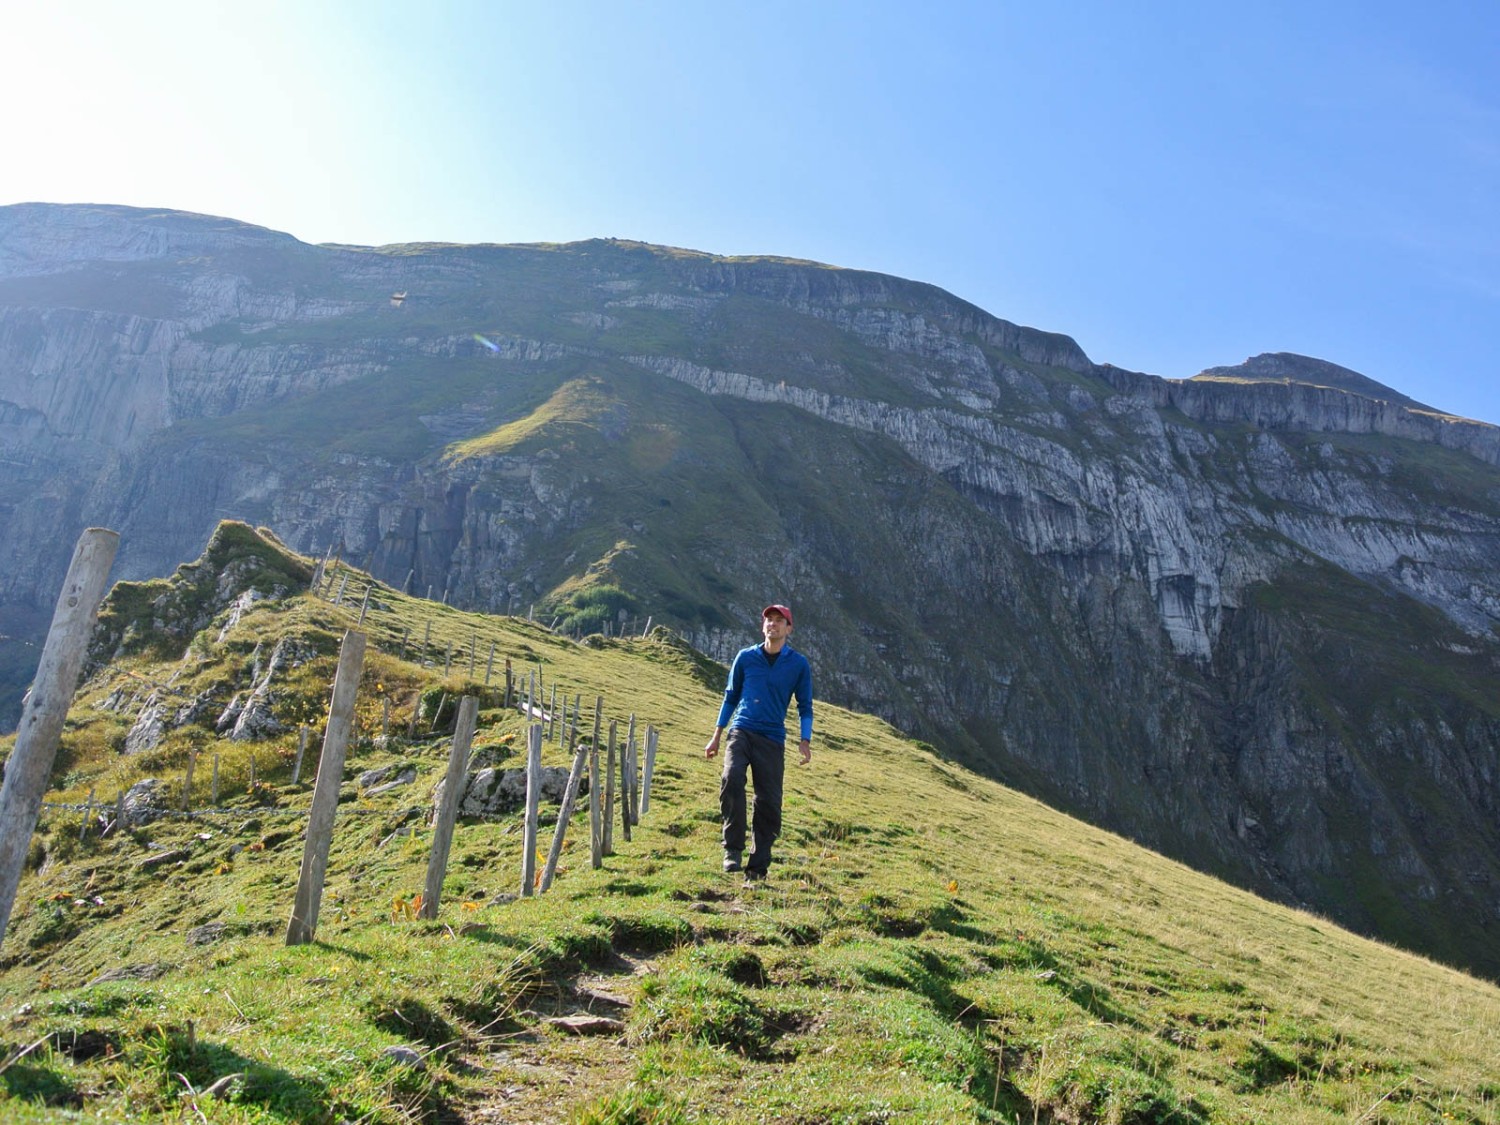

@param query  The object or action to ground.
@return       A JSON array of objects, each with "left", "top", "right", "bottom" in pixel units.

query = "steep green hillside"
[{"left": 1, "top": 528, "right": 1497, "bottom": 1123}]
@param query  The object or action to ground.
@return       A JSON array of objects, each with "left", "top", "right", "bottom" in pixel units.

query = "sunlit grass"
[{"left": 3, "top": 543, "right": 1499, "bottom": 1123}]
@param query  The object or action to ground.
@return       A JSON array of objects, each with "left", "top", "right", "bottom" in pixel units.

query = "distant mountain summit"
[
  {"left": 4, "top": 203, "right": 1500, "bottom": 977},
  {"left": 1195, "top": 352, "right": 1441, "bottom": 414}
]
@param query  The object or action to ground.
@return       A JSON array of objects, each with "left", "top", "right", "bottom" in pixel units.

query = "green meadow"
[{"left": 1, "top": 527, "right": 1496, "bottom": 1123}]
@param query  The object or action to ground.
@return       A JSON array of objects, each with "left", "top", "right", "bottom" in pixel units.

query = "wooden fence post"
[
  {"left": 468, "top": 632, "right": 476, "bottom": 678},
  {"left": 292, "top": 726, "right": 308, "bottom": 784},
  {"left": 420, "top": 696, "right": 478, "bottom": 919},
  {"left": 541, "top": 726, "right": 589, "bottom": 892},
  {"left": 504, "top": 658, "right": 513, "bottom": 710},
  {"left": 357, "top": 585, "right": 372, "bottom": 625},
  {"left": 520, "top": 724, "right": 542, "bottom": 897},
  {"left": 286, "top": 629, "right": 367, "bottom": 945},
  {"left": 619, "top": 717, "right": 633, "bottom": 844},
  {"left": 589, "top": 697, "right": 603, "bottom": 869},
  {"left": 625, "top": 714, "right": 639, "bottom": 826},
  {"left": 603, "top": 720, "right": 617, "bottom": 856},
  {"left": 422, "top": 621, "right": 432, "bottom": 665},
  {"left": 485, "top": 642, "right": 495, "bottom": 686},
  {"left": 0, "top": 527, "right": 119, "bottom": 948},
  {"left": 640, "top": 726, "right": 658, "bottom": 817},
  {"left": 79, "top": 788, "right": 95, "bottom": 841},
  {"left": 444, "top": 644, "right": 452, "bottom": 677}
]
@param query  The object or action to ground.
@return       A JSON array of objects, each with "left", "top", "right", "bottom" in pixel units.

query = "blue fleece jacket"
[{"left": 716, "top": 643, "right": 814, "bottom": 744}]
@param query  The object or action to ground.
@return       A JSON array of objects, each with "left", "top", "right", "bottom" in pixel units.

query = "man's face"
[{"left": 762, "top": 612, "right": 791, "bottom": 642}]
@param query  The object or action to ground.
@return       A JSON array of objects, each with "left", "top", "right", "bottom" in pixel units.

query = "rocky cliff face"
[{"left": 3, "top": 204, "right": 1499, "bottom": 977}]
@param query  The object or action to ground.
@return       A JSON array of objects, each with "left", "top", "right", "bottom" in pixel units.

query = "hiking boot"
[{"left": 722, "top": 852, "right": 742, "bottom": 873}]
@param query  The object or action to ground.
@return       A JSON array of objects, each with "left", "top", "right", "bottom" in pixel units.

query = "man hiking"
[{"left": 705, "top": 603, "right": 813, "bottom": 882}]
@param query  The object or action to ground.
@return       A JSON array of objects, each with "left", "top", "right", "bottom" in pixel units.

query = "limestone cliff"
[{"left": 3, "top": 204, "right": 1498, "bottom": 977}]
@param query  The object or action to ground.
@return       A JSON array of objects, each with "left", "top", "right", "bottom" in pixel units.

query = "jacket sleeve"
[
  {"left": 716, "top": 651, "right": 746, "bottom": 729},
  {"left": 794, "top": 658, "right": 813, "bottom": 741}
]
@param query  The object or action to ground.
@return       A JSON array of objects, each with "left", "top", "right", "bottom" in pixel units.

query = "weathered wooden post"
[
  {"left": 421, "top": 620, "right": 432, "bottom": 665},
  {"left": 212, "top": 755, "right": 221, "bottom": 804},
  {"left": 546, "top": 683, "right": 557, "bottom": 740},
  {"left": 468, "top": 631, "right": 476, "bottom": 677},
  {"left": 430, "top": 693, "right": 448, "bottom": 734},
  {"left": 357, "top": 584, "right": 372, "bottom": 625},
  {"left": 589, "top": 697, "right": 603, "bottom": 869},
  {"left": 520, "top": 723, "right": 542, "bottom": 897},
  {"left": 334, "top": 574, "right": 348, "bottom": 605},
  {"left": 79, "top": 788, "right": 95, "bottom": 841},
  {"left": 625, "top": 714, "right": 639, "bottom": 826},
  {"left": 0, "top": 527, "right": 118, "bottom": 949},
  {"left": 504, "top": 658, "right": 513, "bottom": 709},
  {"left": 541, "top": 725, "right": 589, "bottom": 892},
  {"left": 443, "top": 644, "right": 452, "bottom": 677},
  {"left": 381, "top": 697, "right": 390, "bottom": 743},
  {"left": 292, "top": 726, "right": 308, "bottom": 784},
  {"left": 485, "top": 642, "right": 495, "bottom": 686},
  {"left": 398, "top": 629, "right": 410, "bottom": 661},
  {"left": 640, "top": 725, "right": 658, "bottom": 817},
  {"left": 602, "top": 720, "right": 617, "bottom": 856},
  {"left": 420, "top": 696, "right": 478, "bottom": 919},
  {"left": 620, "top": 723, "right": 633, "bottom": 844},
  {"left": 286, "top": 629, "right": 367, "bottom": 946}
]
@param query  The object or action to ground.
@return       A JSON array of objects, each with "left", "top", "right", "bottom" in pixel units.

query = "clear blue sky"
[{"left": 7, "top": 1, "right": 1498, "bottom": 423}]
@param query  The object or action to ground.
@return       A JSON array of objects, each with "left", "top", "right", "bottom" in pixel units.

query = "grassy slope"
[{"left": 1, "top": 546, "right": 1498, "bottom": 1124}]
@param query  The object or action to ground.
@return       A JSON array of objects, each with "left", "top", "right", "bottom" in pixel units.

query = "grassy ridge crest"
[{"left": 0, "top": 538, "right": 1497, "bottom": 1123}]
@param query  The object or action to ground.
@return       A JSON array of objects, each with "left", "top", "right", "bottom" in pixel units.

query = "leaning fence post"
[
  {"left": 292, "top": 726, "right": 308, "bottom": 784},
  {"left": 589, "top": 697, "right": 603, "bottom": 869},
  {"left": 541, "top": 726, "right": 589, "bottom": 892},
  {"left": 603, "top": 720, "right": 617, "bottom": 856},
  {"left": 619, "top": 717, "right": 633, "bottom": 844},
  {"left": 420, "top": 696, "right": 478, "bottom": 919},
  {"left": 0, "top": 527, "right": 119, "bottom": 949},
  {"left": 520, "top": 724, "right": 542, "bottom": 897},
  {"left": 79, "top": 788, "right": 96, "bottom": 841},
  {"left": 625, "top": 714, "right": 639, "bottom": 826},
  {"left": 640, "top": 726, "right": 658, "bottom": 817},
  {"left": 286, "top": 629, "right": 367, "bottom": 946},
  {"left": 357, "top": 584, "right": 372, "bottom": 625}
]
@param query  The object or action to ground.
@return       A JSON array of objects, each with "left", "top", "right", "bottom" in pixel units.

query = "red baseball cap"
[{"left": 762, "top": 604, "right": 793, "bottom": 627}]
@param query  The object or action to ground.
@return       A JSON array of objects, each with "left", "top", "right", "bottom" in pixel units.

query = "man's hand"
[
  {"left": 705, "top": 731, "right": 721, "bottom": 759},
  {"left": 798, "top": 739, "right": 811, "bottom": 765}
]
